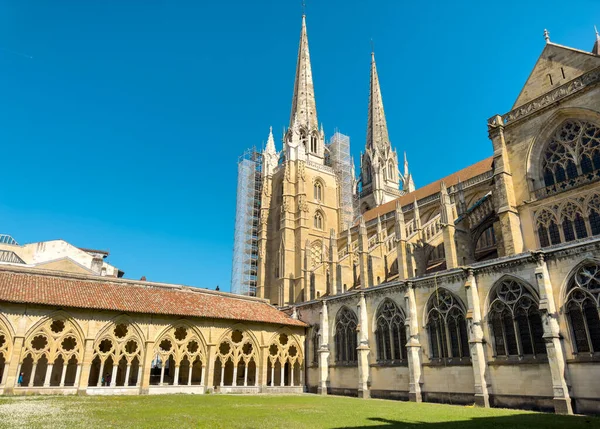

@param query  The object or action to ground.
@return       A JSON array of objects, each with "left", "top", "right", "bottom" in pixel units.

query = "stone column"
[
  {"left": 270, "top": 363, "right": 274, "bottom": 387},
  {"left": 488, "top": 116, "right": 524, "bottom": 256},
  {"left": 74, "top": 364, "right": 82, "bottom": 387},
  {"left": 290, "top": 365, "right": 294, "bottom": 387},
  {"left": 405, "top": 283, "right": 422, "bottom": 402},
  {"left": 96, "top": 360, "right": 105, "bottom": 387},
  {"left": 140, "top": 340, "right": 156, "bottom": 394},
  {"left": 358, "top": 216, "right": 370, "bottom": 288},
  {"left": 534, "top": 253, "right": 573, "bottom": 415},
  {"left": 59, "top": 364, "right": 67, "bottom": 387},
  {"left": 280, "top": 361, "right": 285, "bottom": 387},
  {"left": 318, "top": 300, "right": 330, "bottom": 395},
  {"left": 219, "top": 361, "right": 225, "bottom": 387},
  {"left": 4, "top": 335, "right": 24, "bottom": 393},
  {"left": 28, "top": 362, "right": 37, "bottom": 387},
  {"left": 1, "top": 363, "right": 9, "bottom": 386},
  {"left": 243, "top": 362, "right": 248, "bottom": 387},
  {"left": 395, "top": 202, "right": 409, "bottom": 281},
  {"left": 357, "top": 292, "right": 371, "bottom": 399},
  {"left": 188, "top": 365, "right": 193, "bottom": 386},
  {"left": 254, "top": 362, "right": 259, "bottom": 387},
  {"left": 43, "top": 362, "right": 53, "bottom": 387},
  {"left": 232, "top": 362, "right": 238, "bottom": 387},
  {"left": 464, "top": 269, "right": 490, "bottom": 407},
  {"left": 259, "top": 345, "right": 269, "bottom": 391},
  {"left": 440, "top": 182, "right": 458, "bottom": 269},
  {"left": 200, "top": 364, "right": 206, "bottom": 387},
  {"left": 173, "top": 365, "right": 180, "bottom": 386},
  {"left": 77, "top": 338, "right": 95, "bottom": 394},
  {"left": 124, "top": 363, "right": 131, "bottom": 387},
  {"left": 136, "top": 365, "right": 142, "bottom": 387},
  {"left": 159, "top": 363, "right": 165, "bottom": 385},
  {"left": 204, "top": 343, "right": 216, "bottom": 391},
  {"left": 110, "top": 363, "right": 118, "bottom": 387}
]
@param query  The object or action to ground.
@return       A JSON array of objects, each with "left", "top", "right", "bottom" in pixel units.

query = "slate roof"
[
  {"left": 363, "top": 156, "right": 494, "bottom": 223},
  {"left": 0, "top": 266, "right": 306, "bottom": 327}
]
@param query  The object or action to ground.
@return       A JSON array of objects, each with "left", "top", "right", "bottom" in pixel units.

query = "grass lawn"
[{"left": 0, "top": 394, "right": 599, "bottom": 429}]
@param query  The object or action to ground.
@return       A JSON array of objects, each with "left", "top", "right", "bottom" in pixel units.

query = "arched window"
[
  {"left": 587, "top": 194, "right": 600, "bottom": 236},
  {"left": 425, "top": 289, "right": 469, "bottom": 360},
  {"left": 314, "top": 211, "right": 324, "bottom": 230},
  {"left": 314, "top": 181, "right": 323, "bottom": 201},
  {"left": 310, "top": 133, "right": 318, "bottom": 153},
  {"left": 335, "top": 307, "right": 358, "bottom": 364},
  {"left": 364, "top": 164, "right": 372, "bottom": 184},
  {"left": 387, "top": 161, "right": 395, "bottom": 181},
  {"left": 488, "top": 279, "right": 545, "bottom": 358},
  {"left": 535, "top": 209, "right": 561, "bottom": 248},
  {"left": 375, "top": 300, "right": 407, "bottom": 363},
  {"left": 542, "top": 119, "right": 600, "bottom": 188},
  {"left": 312, "top": 326, "right": 320, "bottom": 365},
  {"left": 474, "top": 225, "right": 498, "bottom": 261},
  {"left": 300, "top": 130, "right": 307, "bottom": 150},
  {"left": 565, "top": 262, "right": 600, "bottom": 354},
  {"left": 560, "top": 202, "right": 588, "bottom": 242}
]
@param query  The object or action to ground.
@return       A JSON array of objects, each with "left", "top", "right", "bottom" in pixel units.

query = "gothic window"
[
  {"left": 310, "top": 273, "right": 316, "bottom": 301},
  {"left": 565, "top": 262, "right": 600, "bottom": 354},
  {"left": 387, "top": 161, "right": 395, "bottom": 181},
  {"left": 310, "top": 133, "right": 318, "bottom": 153},
  {"left": 488, "top": 279, "right": 546, "bottom": 358},
  {"left": 335, "top": 307, "right": 358, "bottom": 364},
  {"left": 364, "top": 164, "right": 372, "bottom": 184},
  {"left": 375, "top": 299, "right": 407, "bottom": 364},
  {"left": 312, "top": 326, "right": 320, "bottom": 365},
  {"left": 300, "top": 130, "right": 307, "bottom": 150},
  {"left": 425, "top": 288, "right": 469, "bottom": 360},
  {"left": 541, "top": 119, "right": 600, "bottom": 188},
  {"left": 588, "top": 194, "right": 600, "bottom": 236},
  {"left": 560, "top": 202, "right": 588, "bottom": 242},
  {"left": 314, "top": 181, "right": 323, "bottom": 201},
  {"left": 474, "top": 225, "right": 498, "bottom": 262},
  {"left": 536, "top": 209, "right": 561, "bottom": 248},
  {"left": 314, "top": 211, "right": 324, "bottom": 230},
  {"left": 214, "top": 330, "right": 258, "bottom": 387}
]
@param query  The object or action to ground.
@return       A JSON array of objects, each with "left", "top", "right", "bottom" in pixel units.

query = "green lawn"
[{"left": 0, "top": 394, "right": 598, "bottom": 429}]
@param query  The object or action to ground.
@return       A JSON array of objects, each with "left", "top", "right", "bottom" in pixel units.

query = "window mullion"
[
  {"left": 501, "top": 315, "right": 509, "bottom": 356},
  {"left": 456, "top": 322, "right": 463, "bottom": 358},
  {"left": 513, "top": 317, "right": 523, "bottom": 357},
  {"left": 444, "top": 320, "right": 453, "bottom": 358},
  {"left": 526, "top": 313, "right": 537, "bottom": 357},
  {"left": 397, "top": 325, "right": 403, "bottom": 360},
  {"left": 388, "top": 323, "right": 394, "bottom": 361}
]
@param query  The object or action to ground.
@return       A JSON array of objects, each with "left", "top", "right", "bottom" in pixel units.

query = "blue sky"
[{"left": 1, "top": 1, "right": 599, "bottom": 291}]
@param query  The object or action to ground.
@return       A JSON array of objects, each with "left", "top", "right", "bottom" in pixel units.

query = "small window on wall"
[
  {"left": 314, "top": 181, "right": 323, "bottom": 202},
  {"left": 314, "top": 211, "right": 324, "bottom": 230}
]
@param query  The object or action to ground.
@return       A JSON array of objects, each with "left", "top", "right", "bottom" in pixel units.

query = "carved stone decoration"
[
  {"left": 282, "top": 196, "right": 290, "bottom": 214},
  {"left": 298, "top": 161, "right": 306, "bottom": 181},
  {"left": 285, "top": 163, "right": 292, "bottom": 183},
  {"left": 298, "top": 195, "right": 309, "bottom": 213}
]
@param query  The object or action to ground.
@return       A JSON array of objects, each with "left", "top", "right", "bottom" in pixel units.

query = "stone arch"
[
  {"left": 213, "top": 325, "right": 260, "bottom": 388},
  {"left": 485, "top": 275, "right": 545, "bottom": 358},
  {"left": 151, "top": 320, "right": 208, "bottom": 387},
  {"left": 333, "top": 305, "right": 358, "bottom": 364},
  {"left": 372, "top": 298, "right": 408, "bottom": 363},
  {"left": 481, "top": 274, "right": 539, "bottom": 319},
  {"left": 0, "top": 312, "right": 14, "bottom": 385},
  {"left": 526, "top": 108, "right": 600, "bottom": 194},
  {"left": 370, "top": 297, "right": 406, "bottom": 334},
  {"left": 19, "top": 311, "right": 85, "bottom": 388},
  {"left": 88, "top": 315, "right": 145, "bottom": 388},
  {"left": 558, "top": 257, "right": 600, "bottom": 311},
  {"left": 266, "top": 329, "right": 304, "bottom": 387}
]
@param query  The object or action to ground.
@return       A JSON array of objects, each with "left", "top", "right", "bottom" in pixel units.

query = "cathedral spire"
[
  {"left": 593, "top": 26, "right": 600, "bottom": 55},
  {"left": 265, "top": 126, "right": 276, "bottom": 155},
  {"left": 289, "top": 15, "right": 318, "bottom": 131},
  {"left": 366, "top": 51, "right": 390, "bottom": 151}
]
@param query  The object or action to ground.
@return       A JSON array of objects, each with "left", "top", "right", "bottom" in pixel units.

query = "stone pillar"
[
  {"left": 159, "top": 365, "right": 165, "bottom": 385},
  {"left": 358, "top": 216, "right": 370, "bottom": 288},
  {"left": 204, "top": 344, "right": 216, "bottom": 391},
  {"left": 407, "top": 244, "right": 418, "bottom": 278},
  {"left": 43, "top": 363, "right": 53, "bottom": 387},
  {"left": 413, "top": 198, "right": 422, "bottom": 238},
  {"left": 270, "top": 363, "right": 275, "bottom": 387},
  {"left": 136, "top": 366, "right": 142, "bottom": 387},
  {"left": 329, "top": 229, "right": 338, "bottom": 296},
  {"left": 77, "top": 338, "right": 95, "bottom": 394},
  {"left": 4, "top": 335, "right": 24, "bottom": 393},
  {"left": 259, "top": 345, "right": 269, "bottom": 391},
  {"left": 59, "top": 364, "right": 67, "bottom": 387},
  {"left": 464, "top": 269, "right": 490, "bottom": 407},
  {"left": 140, "top": 340, "right": 155, "bottom": 394},
  {"left": 110, "top": 363, "right": 118, "bottom": 387},
  {"left": 200, "top": 364, "right": 206, "bottom": 387},
  {"left": 395, "top": 202, "right": 409, "bottom": 281},
  {"left": 254, "top": 363, "right": 259, "bottom": 387},
  {"left": 534, "top": 253, "right": 573, "bottom": 415},
  {"left": 232, "top": 362, "right": 238, "bottom": 387},
  {"left": 124, "top": 363, "right": 131, "bottom": 387},
  {"left": 440, "top": 182, "right": 458, "bottom": 269},
  {"left": 173, "top": 365, "right": 180, "bottom": 386},
  {"left": 280, "top": 361, "right": 285, "bottom": 387},
  {"left": 488, "top": 115, "right": 524, "bottom": 256},
  {"left": 317, "top": 300, "right": 330, "bottom": 395},
  {"left": 243, "top": 362, "right": 248, "bottom": 386},
  {"left": 219, "top": 362, "right": 225, "bottom": 387},
  {"left": 1, "top": 362, "right": 9, "bottom": 386},
  {"left": 405, "top": 283, "right": 422, "bottom": 402},
  {"left": 290, "top": 366, "right": 294, "bottom": 387},
  {"left": 357, "top": 293, "right": 371, "bottom": 399},
  {"left": 96, "top": 360, "right": 105, "bottom": 387},
  {"left": 74, "top": 364, "right": 82, "bottom": 387},
  {"left": 188, "top": 365, "right": 193, "bottom": 386},
  {"left": 28, "top": 362, "right": 37, "bottom": 387}
]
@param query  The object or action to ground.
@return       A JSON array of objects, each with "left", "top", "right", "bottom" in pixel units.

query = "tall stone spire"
[
  {"left": 366, "top": 51, "right": 390, "bottom": 151},
  {"left": 593, "top": 26, "right": 600, "bottom": 55},
  {"left": 289, "top": 15, "right": 318, "bottom": 131}
]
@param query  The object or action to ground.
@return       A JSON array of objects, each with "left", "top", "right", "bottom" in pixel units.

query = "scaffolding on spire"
[
  {"left": 230, "top": 147, "right": 263, "bottom": 296},
  {"left": 328, "top": 131, "right": 356, "bottom": 230}
]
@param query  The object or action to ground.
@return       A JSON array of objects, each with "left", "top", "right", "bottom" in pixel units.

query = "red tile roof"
[
  {"left": 0, "top": 267, "right": 306, "bottom": 328},
  {"left": 363, "top": 156, "right": 494, "bottom": 222}
]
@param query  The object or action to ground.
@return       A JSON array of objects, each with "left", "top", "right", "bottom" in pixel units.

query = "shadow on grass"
[{"left": 332, "top": 414, "right": 600, "bottom": 429}]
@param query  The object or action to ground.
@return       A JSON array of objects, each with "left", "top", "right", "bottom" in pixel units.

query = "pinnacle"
[{"left": 366, "top": 51, "right": 390, "bottom": 152}]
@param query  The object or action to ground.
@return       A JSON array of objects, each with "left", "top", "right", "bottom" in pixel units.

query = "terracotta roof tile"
[
  {"left": 363, "top": 156, "right": 494, "bottom": 222},
  {"left": 0, "top": 267, "right": 306, "bottom": 327}
]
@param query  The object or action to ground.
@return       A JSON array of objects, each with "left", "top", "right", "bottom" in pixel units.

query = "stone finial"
[
  {"left": 593, "top": 26, "right": 600, "bottom": 55},
  {"left": 544, "top": 29, "right": 550, "bottom": 43}
]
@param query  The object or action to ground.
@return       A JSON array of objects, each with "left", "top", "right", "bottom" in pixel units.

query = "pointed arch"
[
  {"left": 266, "top": 328, "right": 304, "bottom": 387},
  {"left": 213, "top": 325, "right": 260, "bottom": 388},
  {"left": 313, "top": 209, "right": 325, "bottom": 230},
  {"left": 0, "top": 312, "right": 14, "bottom": 384},
  {"left": 373, "top": 298, "right": 407, "bottom": 364},
  {"left": 424, "top": 288, "right": 469, "bottom": 360},
  {"left": 334, "top": 306, "right": 358, "bottom": 364},
  {"left": 486, "top": 276, "right": 545, "bottom": 358},
  {"left": 561, "top": 259, "right": 600, "bottom": 354}
]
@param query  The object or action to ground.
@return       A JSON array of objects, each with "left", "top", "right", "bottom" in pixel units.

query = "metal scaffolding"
[
  {"left": 329, "top": 131, "right": 356, "bottom": 230},
  {"left": 231, "top": 147, "right": 263, "bottom": 296}
]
